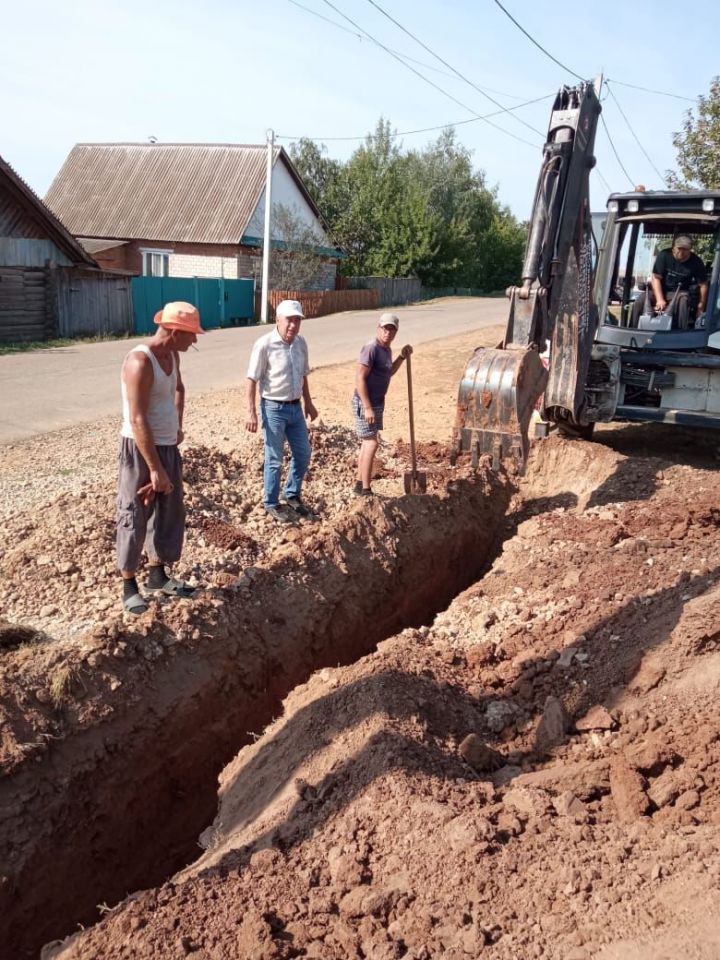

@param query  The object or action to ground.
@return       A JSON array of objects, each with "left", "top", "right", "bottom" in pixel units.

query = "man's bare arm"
[
  {"left": 699, "top": 281, "right": 708, "bottom": 312},
  {"left": 651, "top": 274, "right": 667, "bottom": 311},
  {"left": 356, "top": 364, "right": 375, "bottom": 423},
  {"left": 302, "top": 376, "right": 317, "bottom": 421},
  {"left": 391, "top": 344, "right": 413, "bottom": 375},
  {"left": 245, "top": 378, "right": 258, "bottom": 432}
]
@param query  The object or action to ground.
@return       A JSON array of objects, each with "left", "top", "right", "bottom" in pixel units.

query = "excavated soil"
[{"left": 1, "top": 326, "right": 720, "bottom": 960}]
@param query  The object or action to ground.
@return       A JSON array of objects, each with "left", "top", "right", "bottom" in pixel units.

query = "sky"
[{"left": 2, "top": 0, "right": 719, "bottom": 220}]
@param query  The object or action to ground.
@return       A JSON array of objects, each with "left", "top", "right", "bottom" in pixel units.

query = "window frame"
[{"left": 139, "top": 248, "right": 172, "bottom": 277}]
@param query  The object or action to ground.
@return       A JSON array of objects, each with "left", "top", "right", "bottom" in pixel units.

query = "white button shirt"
[{"left": 246, "top": 328, "right": 310, "bottom": 401}]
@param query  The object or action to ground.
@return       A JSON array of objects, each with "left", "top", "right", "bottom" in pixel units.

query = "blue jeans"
[{"left": 260, "top": 399, "right": 311, "bottom": 507}]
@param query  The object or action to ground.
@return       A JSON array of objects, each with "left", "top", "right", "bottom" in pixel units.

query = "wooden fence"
[
  {"left": 0, "top": 265, "right": 132, "bottom": 343},
  {"left": 339, "top": 276, "right": 421, "bottom": 306},
  {"left": 256, "top": 288, "right": 379, "bottom": 321},
  {"left": 53, "top": 267, "right": 133, "bottom": 338}
]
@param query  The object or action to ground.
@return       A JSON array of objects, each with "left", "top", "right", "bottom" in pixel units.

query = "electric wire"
[
  {"left": 605, "top": 82, "right": 667, "bottom": 184},
  {"left": 317, "top": 0, "right": 541, "bottom": 148},
  {"left": 489, "top": 1, "right": 698, "bottom": 103},
  {"left": 599, "top": 113, "right": 635, "bottom": 189},
  {"left": 490, "top": 0, "right": 585, "bottom": 81},
  {"left": 287, "top": 0, "right": 527, "bottom": 95},
  {"left": 594, "top": 167, "right": 613, "bottom": 194},
  {"left": 604, "top": 78, "right": 695, "bottom": 103},
  {"left": 362, "top": 0, "right": 544, "bottom": 137},
  {"left": 276, "top": 92, "right": 554, "bottom": 143}
]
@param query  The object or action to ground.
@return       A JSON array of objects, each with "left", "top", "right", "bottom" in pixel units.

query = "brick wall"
[
  {"left": 168, "top": 253, "right": 238, "bottom": 278},
  {"left": 83, "top": 240, "right": 338, "bottom": 288}
]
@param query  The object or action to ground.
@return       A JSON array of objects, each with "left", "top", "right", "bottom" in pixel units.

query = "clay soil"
[{"left": 1, "top": 323, "right": 720, "bottom": 960}]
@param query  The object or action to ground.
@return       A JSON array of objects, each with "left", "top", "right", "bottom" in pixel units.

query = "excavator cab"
[{"left": 590, "top": 191, "right": 720, "bottom": 428}]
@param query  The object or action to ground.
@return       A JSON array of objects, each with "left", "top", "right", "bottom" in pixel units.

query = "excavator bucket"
[{"left": 453, "top": 345, "right": 548, "bottom": 472}]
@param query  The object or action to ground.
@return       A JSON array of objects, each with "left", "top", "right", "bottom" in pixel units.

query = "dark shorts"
[
  {"left": 116, "top": 437, "right": 185, "bottom": 571},
  {"left": 352, "top": 392, "right": 384, "bottom": 440}
]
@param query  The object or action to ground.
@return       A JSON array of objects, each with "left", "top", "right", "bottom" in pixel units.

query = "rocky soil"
[{"left": 1, "top": 325, "right": 719, "bottom": 960}]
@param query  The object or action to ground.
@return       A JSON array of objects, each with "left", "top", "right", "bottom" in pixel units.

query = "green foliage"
[
  {"left": 669, "top": 77, "right": 720, "bottom": 190},
  {"left": 289, "top": 120, "right": 526, "bottom": 291}
]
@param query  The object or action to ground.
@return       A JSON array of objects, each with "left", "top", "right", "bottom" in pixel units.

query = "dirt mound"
[{"left": 42, "top": 438, "right": 720, "bottom": 960}]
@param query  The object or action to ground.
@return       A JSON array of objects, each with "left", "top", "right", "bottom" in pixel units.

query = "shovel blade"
[{"left": 404, "top": 471, "right": 427, "bottom": 495}]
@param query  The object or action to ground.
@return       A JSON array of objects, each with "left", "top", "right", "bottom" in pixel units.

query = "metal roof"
[
  {"left": 0, "top": 154, "right": 96, "bottom": 266},
  {"left": 45, "top": 143, "right": 325, "bottom": 245}
]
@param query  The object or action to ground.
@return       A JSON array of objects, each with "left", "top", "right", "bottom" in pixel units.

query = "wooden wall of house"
[
  {"left": 0, "top": 184, "right": 47, "bottom": 238},
  {"left": 0, "top": 266, "right": 51, "bottom": 342}
]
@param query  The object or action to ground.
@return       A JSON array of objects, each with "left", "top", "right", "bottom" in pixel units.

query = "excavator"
[{"left": 453, "top": 77, "right": 720, "bottom": 472}]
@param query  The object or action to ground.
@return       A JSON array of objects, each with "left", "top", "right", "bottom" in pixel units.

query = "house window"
[{"left": 140, "top": 249, "right": 171, "bottom": 277}]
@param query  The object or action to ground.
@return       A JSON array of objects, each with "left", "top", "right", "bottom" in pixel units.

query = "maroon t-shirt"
[{"left": 358, "top": 339, "right": 393, "bottom": 406}]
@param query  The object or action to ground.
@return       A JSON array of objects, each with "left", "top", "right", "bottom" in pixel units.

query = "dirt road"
[
  {"left": 1, "top": 323, "right": 719, "bottom": 960},
  {"left": 0, "top": 296, "right": 504, "bottom": 443}
]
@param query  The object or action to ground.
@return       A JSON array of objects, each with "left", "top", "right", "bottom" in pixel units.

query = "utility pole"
[{"left": 261, "top": 128, "right": 275, "bottom": 324}]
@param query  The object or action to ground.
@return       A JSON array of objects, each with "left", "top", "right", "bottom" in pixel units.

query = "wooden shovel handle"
[{"left": 406, "top": 355, "right": 418, "bottom": 476}]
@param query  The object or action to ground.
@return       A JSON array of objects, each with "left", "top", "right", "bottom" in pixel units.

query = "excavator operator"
[{"left": 631, "top": 235, "right": 708, "bottom": 329}]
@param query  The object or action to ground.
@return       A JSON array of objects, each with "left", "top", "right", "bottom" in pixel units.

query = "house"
[
  {"left": 45, "top": 143, "right": 343, "bottom": 290},
  {"left": 0, "top": 154, "right": 132, "bottom": 342}
]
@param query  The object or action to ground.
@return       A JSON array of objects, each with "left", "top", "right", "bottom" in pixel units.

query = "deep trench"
[{"left": 3, "top": 475, "right": 514, "bottom": 960}]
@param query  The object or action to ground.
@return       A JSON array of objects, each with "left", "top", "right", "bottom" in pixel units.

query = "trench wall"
[{"left": 1, "top": 475, "right": 511, "bottom": 958}]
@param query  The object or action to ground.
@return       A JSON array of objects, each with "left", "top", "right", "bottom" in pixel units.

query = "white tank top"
[{"left": 120, "top": 345, "right": 179, "bottom": 446}]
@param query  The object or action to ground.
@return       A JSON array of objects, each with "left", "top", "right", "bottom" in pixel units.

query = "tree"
[
  {"left": 269, "top": 204, "right": 328, "bottom": 290},
  {"left": 291, "top": 118, "right": 527, "bottom": 289},
  {"left": 407, "top": 128, "right": 525, "bottom": 289},
  {"left": 287, "top": 139, "right": 345, "bottom": 225},
  {"left": 669, "top": 76, "right": 720, "bottom": 189}
]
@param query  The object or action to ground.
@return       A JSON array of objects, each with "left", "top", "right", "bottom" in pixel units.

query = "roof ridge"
[{"left": 72, "top": 142, "right": 271, "bottom": 149}]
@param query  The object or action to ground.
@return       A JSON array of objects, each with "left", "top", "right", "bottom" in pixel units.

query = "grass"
[
  {"left": 49, "top": 662, "right": 84, "bottom": 708},
  {"left": 0, "top": 332, "right": 130, "bottom": 355}
]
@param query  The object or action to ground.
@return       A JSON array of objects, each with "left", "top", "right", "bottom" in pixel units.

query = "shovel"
[{"left": 403, "top": 354, "right": 427, "bottom": 494}]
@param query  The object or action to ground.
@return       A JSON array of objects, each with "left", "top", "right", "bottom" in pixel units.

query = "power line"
[
  {"left": 277, "top": 92, "right": 554, "bottom": 143},
  {"left": 594, "top": 167, "right": 612, "bottom": 194},
  {"left": 287, "top": 0, "right": 360, "bottom": 37},
  {"left": 605, "top": 81, "right": 666, "bottom": 185},
  {"left": 317, "top": 0, "right": 541, "bottom": 148},
  {"left": 287, "top": 0, "right": 528, "bottom": 96},
  {"left": 490, "top": 0, "right": 585, "bottom": 81},
  {"left": 604, "top": 78, "right": 695, "bottom": 103},
  {"left": 599, "top": 113, "right": 635, "bottom": 189},
  {"left": 362, "top": 0, "right": 544, "bottom": 137}
]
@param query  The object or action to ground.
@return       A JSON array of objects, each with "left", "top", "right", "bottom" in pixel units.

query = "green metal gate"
[{"left": 131, "top": 277, "right": 255, "bottom": 334}]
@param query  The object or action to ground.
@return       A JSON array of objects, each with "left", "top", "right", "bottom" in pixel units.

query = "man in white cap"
[
  {"left": 117, "top": 301, "right": 203, "bottom": 615},
  {"left": 246, "top": 299, "right": 318, "bottom": 522},
  {"left": 632, "top": 235, "right": 708, "bottom": 329},
  {"left": 352, "top": 313, "right": 413, "bottom": 496}
]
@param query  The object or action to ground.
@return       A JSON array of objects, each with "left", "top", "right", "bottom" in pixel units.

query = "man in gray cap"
[
  {"left": 246, "top": 299, "right": 318, "bottom": 522},
  {"left": 632, "top": 235, "right": 708, "bottom": 329},
  {"left": 352, "top": 313, "right": 413, "bottom": 496}
]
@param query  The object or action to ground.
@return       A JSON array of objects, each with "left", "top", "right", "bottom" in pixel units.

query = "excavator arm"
[{"left": 453, "top": 79, "right": 602, "bottom": 471}]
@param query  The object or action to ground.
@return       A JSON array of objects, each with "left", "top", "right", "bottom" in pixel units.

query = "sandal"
[
  {"left": 147, "top": 577, "right": 195, "bottom": 599},
  {"left": 123, "top": 592, "right": 149, "bottom": 616}
]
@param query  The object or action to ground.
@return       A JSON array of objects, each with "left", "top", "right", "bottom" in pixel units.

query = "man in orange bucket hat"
[{"left": 116, "top": 302, "right": 204, "bottom": 615}]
